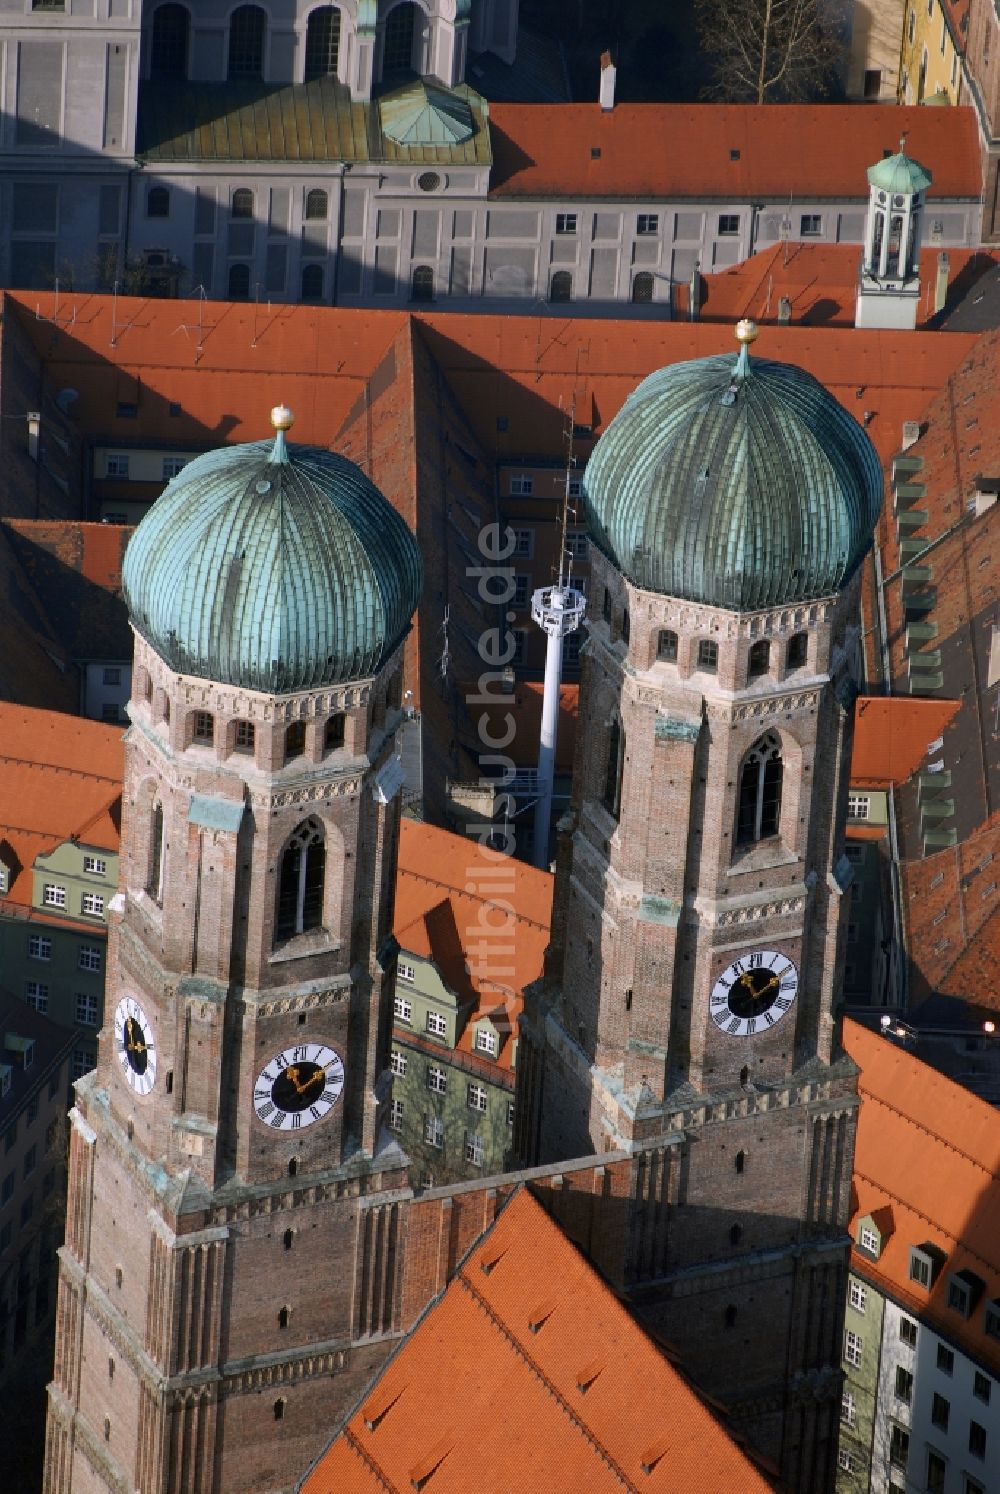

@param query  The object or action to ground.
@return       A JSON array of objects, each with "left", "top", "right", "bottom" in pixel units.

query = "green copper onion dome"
[
  {"left": 122, "top": 409, "right": 423, "bottom": 691},
  {"left": 582, "top": 323, "right": 883, "bottom": 611},
  {"left": 866, "top": 146, "right": 932, "bottom": 196}
]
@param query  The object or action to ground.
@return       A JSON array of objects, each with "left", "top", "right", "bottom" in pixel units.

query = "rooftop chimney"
[
  {"left": 599, "top": 51, "right": 616, "bottom": 111},
  {"left": 934, "top": 252, "right": 950, "bottom": 315},
  {"left": 777, "top": 296, "right": 792, "bottom": 323},
  {"left": 901, "top": 421, "right": 921, "bottom": 451}
]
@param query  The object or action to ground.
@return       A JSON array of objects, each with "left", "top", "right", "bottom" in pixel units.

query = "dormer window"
[
  {"left": 859, "top": 1223, "right": 881, "bottom": 1258},
  {"left": 0, "top": 863, "right": 8, "bottom": 895},
  {"left": 985, "top": 1300, "right": 1000, "bottom": 1341},
  {"left": 475, "top": 1027, "right": 498, "bottom": 1057},
  {"left": 947, "top": 1270, "right": 984, "bottom": 1318},
  {"left": 909, "top": 1242, "right": 945, "bottom": 1290}
]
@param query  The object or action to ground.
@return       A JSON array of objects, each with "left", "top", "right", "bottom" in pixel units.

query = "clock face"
[
  {"left": 114, "top": 996, "right": 157, "bottom": 1095},
  {"left": 253, "top": 1043, "right": 345, "bottom": 1132},
  {"left": 710, "top": 950, "right": 799, "bottom": 1037}
]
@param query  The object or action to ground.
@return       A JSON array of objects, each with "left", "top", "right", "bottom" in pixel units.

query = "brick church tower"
[
  {"left": 516, "top": 324, "right": 885, "bottom": 1492},
  {"left": 43, "top": 412, "right": 423, "bottom": 1493}
]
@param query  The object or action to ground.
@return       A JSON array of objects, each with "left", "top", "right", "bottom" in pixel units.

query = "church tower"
[
  {"left": 855, "top": 140, "right": 932, "bottom": 329},
  {"left": 44, "top": 411, "right": 422, "bottom": 1494},
  {"left": 516, "top": 324, "right": 884, "bottom": 1493}
]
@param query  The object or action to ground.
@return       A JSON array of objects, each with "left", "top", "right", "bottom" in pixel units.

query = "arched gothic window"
[
  {"left": 304, "top": 6, "right": 341, "bottom": 81},
  {"left": 276, "top": 818, "right": 325, "bottom": 941},
  {"left": 736, "top": 733, "right": 782, "bottom": 846},
  {"left": 150, "top": 3, "right": 189, "bottom": 80},
  {"left": 324, "top": 713, "right": 345, "bottom": 751},
  {"left": 383, "top": 2, "right": 417, "bottom": 73},
  {"left": 786, "top": 632, "right": 808, "bottom": 670},
  {"left": 148, "top": 802, "right": 164, "bottom": 903},
  {"left": 657, "top": 629, "right": 678, "bottom": 662},
  {"left": 550, "top": 270, "right": 572, "bottom": 303},
  {"left": 410, "top": 264, "right": 434, "bottom": 302},
  {"left": 632, "top": 271, "right": 653, "bottom": 303},
  {"left": 228, "top": 4, "right": 266, "bottom": 79},
  {"left": 602, "top": 716, "right": 625, "bottom": 821},
  {"left": 748, "top": 639, "right": 770, "bottom": 679},
  {"left": 301, "top": 264, "right": 324, "bottom": 300},
  {"left": 285, "top": 721, "right": 306, "bottom": 759}
]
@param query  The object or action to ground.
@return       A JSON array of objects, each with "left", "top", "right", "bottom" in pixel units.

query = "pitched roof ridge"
[
  {"left": 0, "top": 752, "right": 121, "bottom": 784},
  {"left": 398, "top": 866, "right": 550, "bottom": 931},
  {"left": 71, "top": 788, "right": 122, "bottom": 842},
  {"left": 856, "top": 1078, "right": 1000, "bottom": 1179},
  {"left": 455, "top": 1269, "right": 637, "bottom": 1490},
  {"left": 853, "top": 1168, "right": 999, "bottom": 1275},
  {"left": 340, "top": 1426, "right": 400, "bottom": 1493}
]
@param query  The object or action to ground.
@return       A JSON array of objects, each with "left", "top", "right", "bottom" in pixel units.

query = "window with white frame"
[
  {"left": 105, "top": 453, "right": 130, "bottom": 478},
  {"left": 838, "top": 1449, "right": 854, "bottom": 1473},
  {"left": 389, "top": 1098, "right": 404, "bottom": 1131},
  {"left": 566, "top": 530, "right": 589, "bottom": 558},
  {"left": 25, "top": 982, "right": 48, "bottom": 1014},
  {"left": 509, "top": 474, "right": 533, "bottom": 496},
  {"left": 426, "top": 1011, "right": 447, "bottom": 1038},
  {"left": 101, "top": 669, "right": 121, "bottom": 688},
  {"left": 82, "top": 855, "right": 107, "bottom": 876},
  {"left": 390, "top": 1049, "right": 407, "bottom": 1077},
  {"left": 636, "top": 213, "right": 658, "bottom": 235},
  {"left": 507, "top": 1100, "right": 515, "bottom": 1126},
  {"left": 841, "top": 1391, "right": 856, "bottom": 1426},
  {"left": 27, "top": 936, "right": 51, "bottom": 961},
  {"left": 475, "top": 1027, "right": 498, "bottom": 1057},
  {"left": 568, "top": 478, "right": 582, "bottom": 498},
  {"left": 427, "top": 1065, "right": 446, "bottom": 1094},
  {"left": 75, "top": 993, "right": 99, "bottom": 1026},
  {"left": 398, "top": 961, "right": 415, "bottom": 982},
  {"left": 78, "top": 945, "right": 102, "bottom": 972},
  {"left": 513, "top": 528, "right": 533, "bottom": 557},
  {"left": 844, "top": 1329, "right": 863, "bottom": 1367},
  {"left": 467, "top": 1083, "right": 487, "bottom": 1112},
  {"left": 394, "top": 996, "right": 412, "bottom": 1023},
  {"left": 162, "top": 456, "right": 187, "bottom": 480},
  {"left": 424, "top": 1115, "right": 444, "bottom": 1148},
  {"left": 513, "top": 574, "right": 530, "bottom": 610},
  {"left": 800, "top": 213, "right": 822, "bottom": 236},
  {"left": 849, "top": 1279, "right": 867, "bottom": 1313},
  {"left": 43, "top": 885, "right": 66, "bottom": 908},
  {"left": 899, "top": 1315, "right": 918, "bottom": 1347},
  {"left": 465, "top": 1132, "right": 484, "bottom": 1167},
  {"left": 555, "top": 213, "right": 577, "bottom": 235},
  {"left": 847, "top": 795, "right": 871, "bottom": 820},
  {"left": 81, "top": 893, "right": 105, "bottom": 917}
]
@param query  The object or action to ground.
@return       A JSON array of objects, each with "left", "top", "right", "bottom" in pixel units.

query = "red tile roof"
[
  {"left": 489, "top": 103, "right": 982, "bottom": 199},
  {"left": 844, "top": 1019, "right": 1000, "bottom": 1373},
  {"left": 0, "top": 704, "right": 124, "bottom": 909},
  {"left": 300, "top": 1187, "right": 776, "bottom": 1493},
  {"left": 395, "top": 819, "right": 553, "bottom": 1073},
  {"left": 851, "top": 696, "right": 962, "bottom": 788},
  {"left": 902, "top": 814, "right": 1000, "bottom": 1005},
  {"left": 678, "top": 244, "right": 1000, "bottom": 329}
]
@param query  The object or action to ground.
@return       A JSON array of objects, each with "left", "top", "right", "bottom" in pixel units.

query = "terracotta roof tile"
[
  {"left": 301, "top": 1188, "right": 775, "bottom": 1493},
  {"left": 0, "top": 704, "right": 124, "bottom": 907},
  {"left": 851, "top": 696, "right": 962, "bottom": 788},
  {"left": 489, "top": 103, "right": 981, "bottom": 199},
  {"left": 844, "top": 1019, "right": 1000, "bottom": 1373}
]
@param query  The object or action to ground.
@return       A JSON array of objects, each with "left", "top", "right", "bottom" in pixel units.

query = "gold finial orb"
[
  {"left": 735, "top": 318, "right": 759, "bottom": 346},
  {"left": 270, "top": 404, "right": 295, "bottom": 432}
]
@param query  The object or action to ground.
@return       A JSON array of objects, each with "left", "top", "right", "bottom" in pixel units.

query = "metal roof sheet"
[
  {"left": 122, "top": 432, "right": 423, "bottom": 691},
  {"left": 137, "top": 78, "right": 490, "bottom": 166},
  {"left": 583, "top": 347, "right": 883, "bottom": 610}
]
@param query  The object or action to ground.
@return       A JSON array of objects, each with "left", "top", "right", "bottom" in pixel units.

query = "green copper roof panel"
[
  {"left": 867, "top": 151, "right": 932, "bottom": 195},
  {"left": 380, "top": 81, "right": 474, "bottom": 146},
  {"left": 123, "top": 436, "right": 422, "bottom": 692},
  {"left": 583, "top": 349, "right": 883, "bottom": 611}
]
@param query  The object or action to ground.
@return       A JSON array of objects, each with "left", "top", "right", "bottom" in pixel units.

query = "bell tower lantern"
[{"left": 855, "top": 139, "right": 933, "bottom": 330}]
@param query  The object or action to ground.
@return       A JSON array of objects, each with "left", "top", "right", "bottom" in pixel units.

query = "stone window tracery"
[
  {"left": 276, "top": 817, "right": 325, "bottom": 941},
  {"left": 736, "top": 733, "right": 782, "bottom": 846}
]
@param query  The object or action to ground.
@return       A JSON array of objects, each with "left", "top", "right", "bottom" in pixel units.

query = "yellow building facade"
[{"left": 899, "top": 0, "right": 966, "bottom": 105}]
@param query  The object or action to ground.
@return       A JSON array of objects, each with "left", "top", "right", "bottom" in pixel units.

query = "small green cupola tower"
[{"left": 856, "top": 138, "right": 933, "bottom": 330}]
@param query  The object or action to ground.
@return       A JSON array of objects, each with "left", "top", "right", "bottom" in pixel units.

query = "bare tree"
[{"left": 696, "top": 0, "right": 837, "bottom": 103}]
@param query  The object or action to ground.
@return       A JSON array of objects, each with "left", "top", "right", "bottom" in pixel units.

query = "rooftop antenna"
[
  {"left": 175, "top": 285, "right": 208, "bottom": 361},
  {"left": 529, "top": 395, "right": 586, "bottom": 870}
]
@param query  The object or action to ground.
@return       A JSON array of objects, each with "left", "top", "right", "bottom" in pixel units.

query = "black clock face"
[
  {"left": 113, "top": 997, "right": 157, "bottom": 1096},
  {"left": 710, "top": 951, "right": 799, "bottom": 1037},
  {"left": 124, "top": 1017, "right": 149, "bottom": 1074},
  {"left": 253, "top": 1044, "right": 345, "bottom": 1131}
]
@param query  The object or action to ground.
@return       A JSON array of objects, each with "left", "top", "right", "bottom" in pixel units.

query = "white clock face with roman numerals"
[
  {"left": 114, "top": 996, "right": 157, "bottom": 1096},
  {"left": 710, "top": 950, "right": 799, "bottom": 1037},
  {"left": 253, "top": 1043, "right": 345, "bottom": 1131}
]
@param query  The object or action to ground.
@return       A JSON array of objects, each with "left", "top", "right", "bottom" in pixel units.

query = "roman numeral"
[
  {"left": 294, "top": 1046, "right": 307, "bottom": 1062},
  {"left": 274, "top": 1054, "right": 288, "bottom": 1069},
  {"left": 290, "top": 1114, "right": 301, "bottom": 1129},
  {"left": 748, "top": 953, "right": 763, "bottom": 968},
  {"left": 269, "top": 1111, "right": 286, "bottom": 1128},
  {"left": 257, "top": 1101, "right": 274, "bottom": 1119},
  {"left": 746, "top": 1018, "right": 757, "bottom": 1034},
  {"left": 779, "top": 978, "right": 797, "bottom": 992},
  {"left": 731, "top": 960, "right": 744, "bottom": 976},
  {"left": 309, "top": 1105, "right": 322, "bottom": 1121},
  {"left": 763, "top": 1012, "right": 774, "bottom": 1026},
  {"left": 254, "top": 1087, "right": 270, "bottom": 1101},
  {"left": 727, "top": 1017, "right": 741, "bottom": 1033},
  {"left": 775, "top": 996, "right": 792, "bottom": 1010},
  {"left": 711, "top": 995, "right": 728, "bottom": 1008},
  {"left": 322, "top": 1088, "right": 338, "bottom": 1104}
]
